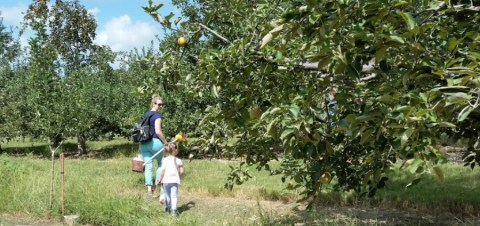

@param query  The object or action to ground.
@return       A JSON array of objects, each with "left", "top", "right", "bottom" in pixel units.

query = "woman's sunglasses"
[{"left": 155, "top": 103, "right": 164, "bottom": 106}]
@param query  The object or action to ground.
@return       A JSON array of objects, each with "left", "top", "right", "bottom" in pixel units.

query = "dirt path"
[
  {"left": 2, "top": 193, "right": 479, "bottom": 226},
  {"left": 174, "top": 192, "right": 479, "bottom": 226},
  {"left": 0, "top": 213, "right": 62, "bottom": 226}
]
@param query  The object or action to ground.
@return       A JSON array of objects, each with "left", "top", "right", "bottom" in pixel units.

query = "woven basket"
[{"left": 131, "top": 159, "right": 144, "bottom": 173}]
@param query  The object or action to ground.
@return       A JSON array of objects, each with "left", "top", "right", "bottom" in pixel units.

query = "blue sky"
[{"left": 0, "top": 0, "right": 179, "bottom": 52}]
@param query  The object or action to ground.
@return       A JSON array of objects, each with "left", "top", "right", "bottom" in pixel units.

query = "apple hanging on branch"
[{"left": 177, "top": 36, "right": 187, "bottom": 47}]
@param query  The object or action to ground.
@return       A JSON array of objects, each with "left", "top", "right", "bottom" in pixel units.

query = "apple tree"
[
  {"left": 145, "top": 0, "right": 480, "bottom": 203},
  {"left": 0, "top": 13, "right": 22, "bottom": 150},
  {"left": 22, "top": 0, "right": 122, "bottom": 154}
]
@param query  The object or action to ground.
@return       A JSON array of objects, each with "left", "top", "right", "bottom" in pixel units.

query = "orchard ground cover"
[{"left": 0, "top": 138, "right": 479, "bottom": 225}]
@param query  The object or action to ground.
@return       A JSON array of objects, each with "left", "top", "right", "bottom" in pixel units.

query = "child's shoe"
[{"left": 171, "top": 210, "right": 178, "bottom": 217}]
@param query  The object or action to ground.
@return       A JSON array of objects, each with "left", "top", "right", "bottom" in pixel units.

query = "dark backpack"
[{"left": 131, "top": 113, "right": 156, "bottom": 143}]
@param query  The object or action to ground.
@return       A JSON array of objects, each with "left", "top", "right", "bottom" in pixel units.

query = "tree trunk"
[{"left": 77, "top": 133, "right": 87, "bottom": 155}]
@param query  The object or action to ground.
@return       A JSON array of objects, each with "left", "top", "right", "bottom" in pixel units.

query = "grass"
[
  {"left": 0, "top": 154, "right": 301, "bottom": 226},
  {"left": 373, "top": 163, "right": 480, "bottom": 215},
  {"left": 1, "top": 137, "right": 480, "bottom": 225}
]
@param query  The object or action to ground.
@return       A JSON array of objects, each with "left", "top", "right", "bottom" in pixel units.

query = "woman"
[{"left": 141, "top": 94, "right": 168, "bottom": 194}]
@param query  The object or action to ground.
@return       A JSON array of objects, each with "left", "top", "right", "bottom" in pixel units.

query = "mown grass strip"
[{"left": 1, "top": 138, "right": 480, "bottom": 225}]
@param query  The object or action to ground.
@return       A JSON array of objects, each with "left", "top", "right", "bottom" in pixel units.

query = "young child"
[{"left": 156, "top": 142, "right": 184, "bottom": 216}]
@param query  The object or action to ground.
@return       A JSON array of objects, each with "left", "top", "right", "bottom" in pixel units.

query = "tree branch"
[
  {"left": 298, "top": 61, "right": 377, "bottom": 81},
  {"left": 422, "top": 2, "right": 480, "bottom": 15},
  {"left": 199, "top": 23, "right": 231, "bottom": 44},
  {"left": 442, "top": 6, "right": 480, "bottom": 15}
]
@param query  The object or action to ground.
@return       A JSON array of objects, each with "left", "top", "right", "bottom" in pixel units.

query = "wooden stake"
[
  {"left": 61, "top": 153, "right": 65, "bottom": 216},
  {"left": 49, "top": 150, "right": 55, "bottom": 210},
  {"left": 49, "top": 141, "right": 63, "bottom": 210}
]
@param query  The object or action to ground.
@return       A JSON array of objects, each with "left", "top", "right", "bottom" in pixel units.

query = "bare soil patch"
[
  {"left": 175, "top": 192, "right": 480, "bottom": 226},
  {"left": 0, "top": 213, "right": 62, "bottom": 226}
]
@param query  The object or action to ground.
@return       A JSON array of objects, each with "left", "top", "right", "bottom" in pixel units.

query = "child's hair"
[{"left": 164, "top": 143, "right": 177, "bottom": 156}]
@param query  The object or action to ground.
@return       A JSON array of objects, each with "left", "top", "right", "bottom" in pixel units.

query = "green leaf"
[
  {"left": 447, "top": 38, "right": 459, "bottom": 51},
  {"left": 260, "top": 24, "right": 284, "bottom": 48},
  {"left": 401, "top": 128, "right": 414, "bottom": 147},
  {"left": 427, "top": 145, "right": 443, "bottom": 158},
  {"left": 394, "top": 1, "right": 408, "bottom": 6},
  {"left": 458, "top": 106, "right": 474, "bottom": 122},
  {"left": 406, "top": 159, "right": 421, "bottom": 171},
  {"left": 165, "top": 12, "right": 175, "bottom": 22},
  {"left": 356, "top": 113, "right": 380, "bottom": 122},
  {"left": 261, "top": 33, "right": 273, "bottom": 48},
  {"left": 289, "top": 105, "right": 300, "bottom": 118},
  {"left": 212, "top": 85, "right": 219, "bottom": 98},
  {"left": 360, "top": 129, "right": 373, "bottom": 144},
  {"left": 209, "top": 134, "right": 215, "bottom": 144},
  {"left": 448, "top": 68, "right": 478, "bottom": 77},
  {"left": 325, "top": 141, "right": 333, "bottom": 155},
  {"left": 377, "top": 94, "right": 393, "bottom": 104},
  {"left": 174, "top": 17, "right": 182, "bottom": 25},
  {"left": 445, "top": 92, "right": 471, "bottom": 106},
  {"left": 406, "top": 178, "right": 422, "bottom": 188},
  {"left": 437, "top": 122, "right": 456, "bottom": 128},
  {"left": 375, "top": 46, "right": 388, "bottom": 63},
  {"left": 260, "top": 107, "right": 282, "bottom": 121},
  {"left": 265, "top": 118, "right": 278, "bottom": 137},
  {"left": 275, "top": 51, "right": 283, "bottom": 60},
  {"left": 390, "top": 35, "right": 405, "bottom": 43},
  {"left": 467, "top": 51, "right": 480, "bottom": 60},
  {"left": 397, "top": 12, "right": 417, "bottom": 30},
  {"left": 270, "top": 23, "right": 285, "bottom": 33},
  {"left": 317, "top": 57, "right": 332, "bottom": 70},
  {"left": 281, "top": 128, "right": 295, "bottom": 139},
  {"left": 419, "top": 93, "right": 428, "bottom": 102},
  {"left": 416, "top": 165, "right": 424, "bottom": 174}
]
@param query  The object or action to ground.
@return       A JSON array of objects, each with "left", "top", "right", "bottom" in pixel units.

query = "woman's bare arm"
[{"left": 155, "top": 118, "right": 167, "bottom": 144}]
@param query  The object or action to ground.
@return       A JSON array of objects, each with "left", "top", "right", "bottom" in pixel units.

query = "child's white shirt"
[{"left": 160, "top": 156, "right": 183, "bottom": 184}]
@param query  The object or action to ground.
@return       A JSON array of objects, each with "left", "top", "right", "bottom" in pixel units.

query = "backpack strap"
[
  {"left": 144, "top": 111, "right": 157, "bottom": 123},
  {"left": 140, "top": 112, "right": 155, "bottom": 126},
  {"left": 145, "top": 112, "right": 160, "bottom": 135}
]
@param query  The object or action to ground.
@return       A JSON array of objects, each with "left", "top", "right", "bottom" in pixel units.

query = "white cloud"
[
  {"left": 1, "top": 4, "right": 30, "bottom": 49},
  {"left": 95, "top": 15, "right": 158, "bottom": 52},
  {"left": 0, "top": 5, "right": 26, "bottom": 27},
  {"left": 88, "top": 7, "right": 100, "bottom": 17},
  {"left": 19, "top": 35, "right": 29, "bottom": 48}
]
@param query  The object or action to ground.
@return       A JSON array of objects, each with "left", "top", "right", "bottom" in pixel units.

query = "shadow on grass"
[
  {"left": 1, "top": 140, "right": 200, "bottom": 160},
  {"left": 86, "top": 143, "right": 138, "bottom": 159},
  {"left": 1, "top": 144, "right": 58, "bottom": 157},
  {"left": 259, "top": 205, "right": 470, "bottom": 226},
  {"left": 0, "top": 142, "right": 138, "bottom": 160},
  {"left": 255, "top": 170, "right": 480, "bottom": 225},
  {"left": 178, "top": 201, "right": 195, "bottom": 214},
  {"left": 372, "top": 170, "right": 480, "bottom": 217}
]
